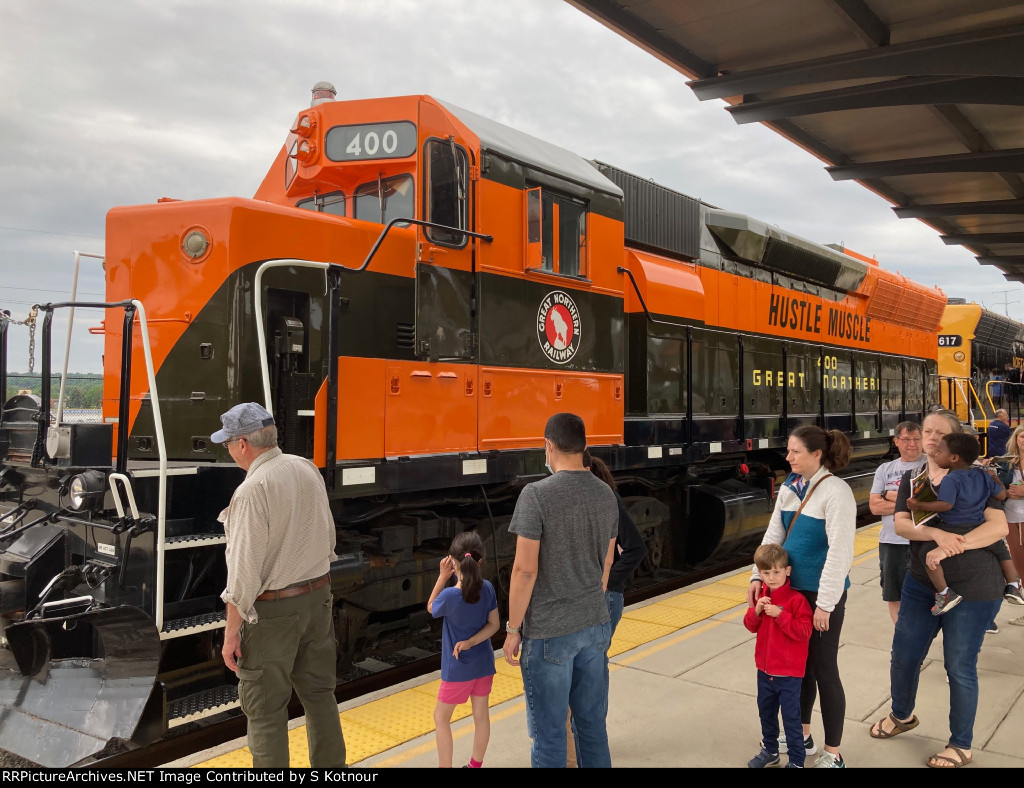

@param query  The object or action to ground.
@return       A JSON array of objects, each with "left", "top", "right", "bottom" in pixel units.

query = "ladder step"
[
  {"left": 168, "top": 685, "right": 239, "bottom": 728},
  {"left": 165, "top": 533, "right": 226, "bottom": 550},
  {"left": 160, "top": 611, "right": 227, "bottom": 640}
]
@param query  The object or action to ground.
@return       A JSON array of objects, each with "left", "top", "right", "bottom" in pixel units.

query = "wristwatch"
[{"left": 505, "top": 622, "right": 521, "bottom": 634}]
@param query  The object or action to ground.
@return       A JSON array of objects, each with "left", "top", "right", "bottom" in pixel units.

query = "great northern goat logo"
[{"left": 537, "top": 290, "right": 581, "bottom": 364}]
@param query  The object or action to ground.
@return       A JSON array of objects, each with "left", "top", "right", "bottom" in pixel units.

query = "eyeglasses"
[
  {"left": 221, "top": 438, "right": 241, "bottom": 448},
  {"left": 896, "top": 435, "right": 922, "bottom": 443}
]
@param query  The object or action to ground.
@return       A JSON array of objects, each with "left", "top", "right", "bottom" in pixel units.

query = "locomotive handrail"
[
  {"left": 354, "top": 218, "right": 492, "bottom": 273},
  {"left": 254, "top": 260, "right": 332, "bottom": 411},
  {"left": 31, "top": 298, "right": 168, "bottom": 629},
  {"left": 54, "top": 252, "right": 103, "bottom": 426}
]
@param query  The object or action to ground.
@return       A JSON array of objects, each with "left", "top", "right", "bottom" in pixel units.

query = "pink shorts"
[{"left": 437, "top": 674, "right": 493, "bottom": 705}]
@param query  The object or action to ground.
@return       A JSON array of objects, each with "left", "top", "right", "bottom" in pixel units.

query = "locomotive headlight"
[{"left": 69, "top": 470, "right": 107, "bottom": 512}]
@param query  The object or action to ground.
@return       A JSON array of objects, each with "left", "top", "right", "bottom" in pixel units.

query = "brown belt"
[{"left": 256, "top": 573, "right": 330, "bottom": 602}]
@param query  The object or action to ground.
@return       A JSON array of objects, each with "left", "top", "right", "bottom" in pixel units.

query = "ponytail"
[
  {"left": 583, "top": 450, "right": 617, "bottom": 490},
  {"left": 449, "top": 531, "right": 486, "bottom": 605},
  {"left": 790, "top": 425, "right": 851, "bottom": 472}
]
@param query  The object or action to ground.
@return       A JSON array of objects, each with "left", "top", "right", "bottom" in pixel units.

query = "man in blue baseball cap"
[{"left": 213, "top": 402, "right": 346, "bottom": 767}]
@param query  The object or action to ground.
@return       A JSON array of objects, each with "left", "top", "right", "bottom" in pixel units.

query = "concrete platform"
[{"left": 172, "top": 525, "right": 1024, "bottom": 769}]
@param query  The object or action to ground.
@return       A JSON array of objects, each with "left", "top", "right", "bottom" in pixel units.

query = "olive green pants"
[{"left": 238, "top": 585, "right": 346, "bottom": 767}]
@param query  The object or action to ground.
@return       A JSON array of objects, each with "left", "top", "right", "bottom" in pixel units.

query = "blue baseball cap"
[{"left": 211, "top": 402, "right": 275, "bottom": 443}]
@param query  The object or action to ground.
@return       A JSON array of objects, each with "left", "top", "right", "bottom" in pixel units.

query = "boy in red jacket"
[{"left": 744, "top": 543, "right": 813, "bottom": 768}]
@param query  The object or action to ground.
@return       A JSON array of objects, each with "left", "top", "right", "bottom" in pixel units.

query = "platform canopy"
[{"left": 566, "top": 0, "right": 1024, "bottom": 281}]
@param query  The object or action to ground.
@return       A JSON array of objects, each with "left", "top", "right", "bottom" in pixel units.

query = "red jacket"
[{"left": 743, "top": 579, "right": 813, "bottom": 678}]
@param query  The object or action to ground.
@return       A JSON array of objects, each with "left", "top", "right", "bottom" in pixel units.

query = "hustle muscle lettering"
[
  {"left": 766, "top": 293, "right": 871, "bottom": 343},
  {"left": 767, "top": 294, "right": 821, "bottom": 334}
]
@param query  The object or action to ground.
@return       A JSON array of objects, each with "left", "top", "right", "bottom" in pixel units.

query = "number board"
[
  {"left": 325, "top": 122, "right": 417, "bottom": 162},
  {"left": 938, "top": 334, "right": 963, "bottom": 347}
]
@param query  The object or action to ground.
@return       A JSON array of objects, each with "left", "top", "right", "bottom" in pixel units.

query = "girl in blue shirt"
[{"left": 427, "top": 531, "right": 500, "bottom": 768}]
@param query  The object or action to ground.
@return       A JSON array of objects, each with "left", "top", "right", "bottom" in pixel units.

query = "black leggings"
[{"left": 798, "top": 589, "right": 847, "bottom": 748}]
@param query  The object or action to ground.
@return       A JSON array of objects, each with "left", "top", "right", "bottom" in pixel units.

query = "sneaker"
[
  {"left": 987, "top": 623, "right": 1000, "bottom": 634},
  {"left": 784, "top": 762, "right": 802, "bottom": 768},
  {"left": 813, "top": 751, "right": 845, "bottom": 769},
  {"left": 931, "top": 589, "right": 963, "bottom": 616},
  {"left": 748, "top": 748, "right": 781, "bottom": 768},
  {"left": 1004, "top": 584, "right": 1024, "bottom": 605},
  {"left": 779, "top": 732, "right": 817, "bottom": 756}
]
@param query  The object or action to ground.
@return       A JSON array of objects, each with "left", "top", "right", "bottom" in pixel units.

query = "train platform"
[{"left": 172, "top": 524, "right": 1024, "bottom": 769}]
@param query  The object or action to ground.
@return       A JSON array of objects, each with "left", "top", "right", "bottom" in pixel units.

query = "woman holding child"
[
  {"left": 870, "top": 409, "right": 1008, "bottom": 768},
  {"left": 749, "top": 425, "right": 856, "bottom": 768}
]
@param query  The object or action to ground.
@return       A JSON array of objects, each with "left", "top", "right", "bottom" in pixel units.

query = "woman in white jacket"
[{"left": 748, "top": 425, "right": 856, "bottom": 768}]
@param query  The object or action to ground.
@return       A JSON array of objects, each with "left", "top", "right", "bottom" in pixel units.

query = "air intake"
[{"left": 706, "top": 209, "right": 867, "bottom": 293}]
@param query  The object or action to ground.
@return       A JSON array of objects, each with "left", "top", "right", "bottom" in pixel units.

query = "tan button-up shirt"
[{"left": 219, "top": 447, "right": 337, "bottom": 623}]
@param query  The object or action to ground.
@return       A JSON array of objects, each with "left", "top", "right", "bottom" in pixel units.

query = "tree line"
[{"left": 5, "top": 373, "right": 103, "bottom": 409}]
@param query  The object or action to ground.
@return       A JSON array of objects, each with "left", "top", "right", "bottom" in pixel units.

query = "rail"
[{"left": 30, "top": 293, "right": 168, "bottom": 629}]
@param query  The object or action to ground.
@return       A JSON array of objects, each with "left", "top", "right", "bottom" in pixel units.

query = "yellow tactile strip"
[{"left": 196, "top": 524, "right": 883, "bottom": 767}]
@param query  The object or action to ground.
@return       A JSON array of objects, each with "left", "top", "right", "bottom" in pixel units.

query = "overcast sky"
[{"left": 3, "top": 0, "right": 1021, "bottom": 374}]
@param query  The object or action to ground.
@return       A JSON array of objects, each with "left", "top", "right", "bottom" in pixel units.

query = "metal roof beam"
[
  {"left": 566, "top": 0, "right": 716, "bottom": 79},
  {"left": 728, "top": 75, "right": 1024, "bottom": 124},
  {"left": 979, "top": 256, "right": 1024, "bottom": 266},
  {"left": 930, "top": 105, "right": 1024, "bottom": 197},
  {"left": 827, "top": 0, "right": 888, "bottom": 48},
  {"left": 689, "top": 27, "right": 1024, "bottom": 100},
  {"left": 895, "top": 200, "right": 1024, "bottom": 218},
  {"left": 942, "top": 233, "right": 1024, "bottom": 245},
  {"left": 827, "top": 148, "right": 1024, "bottom": 180}
]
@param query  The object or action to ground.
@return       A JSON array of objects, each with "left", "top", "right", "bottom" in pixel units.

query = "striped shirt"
[{"left": 219, "top": 448, "right": 336, "bottom": 623}]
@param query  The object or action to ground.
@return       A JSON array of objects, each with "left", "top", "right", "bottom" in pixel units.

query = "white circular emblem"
[{"left": 537, "top": 290, "right": 581, "bottom": 364}]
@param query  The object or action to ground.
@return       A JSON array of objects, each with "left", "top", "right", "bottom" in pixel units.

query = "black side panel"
[
  {"left": 415, "top": 264, "right": 474, "bottom": 360},
  {"left": 476, "top": 272, "right": 623, "bottom": 372}
]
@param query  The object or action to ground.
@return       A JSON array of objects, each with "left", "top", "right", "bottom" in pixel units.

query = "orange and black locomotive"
[{"left": 0, "top": 85, "right": 944, "bottom": 764}]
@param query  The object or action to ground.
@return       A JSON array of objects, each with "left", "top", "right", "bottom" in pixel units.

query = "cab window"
[
  {"left": 425, "top": 139, "right": 468, "bottom": 247},
  {"left": 354, "top": 174, "right": 414, "bottom": 226},
  {"left": 296, "top": 191, "right": 346, "bottom": 217},
  {"left": 526, "top": 187, "right": 587, "bottom": 277}
]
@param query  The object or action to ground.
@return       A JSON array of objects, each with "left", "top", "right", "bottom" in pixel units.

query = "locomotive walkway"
[{"left": 174, "top": 524, "right": 1024, "bottom": 769}]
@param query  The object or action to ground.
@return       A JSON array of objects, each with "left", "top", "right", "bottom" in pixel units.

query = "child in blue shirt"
[
  {"left": 427, "top": 531, "right": 499, "bottom": 768},
  {"left": 906, "top": 432, "right": 1017, "bottom": 614}
]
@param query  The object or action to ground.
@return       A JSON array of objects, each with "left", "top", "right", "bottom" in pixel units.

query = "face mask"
[{"left": 545, "top": 463, "right": 554, "bottom": 475}]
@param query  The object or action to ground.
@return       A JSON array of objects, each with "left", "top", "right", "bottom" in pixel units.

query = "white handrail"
[
  {"left": 55, "top": 251, "right": 104, "bottom": 424},
  {"left": 253, "top": 260, "right": 330, "bottom": 411},
  {"left": 130, "top": 300, "right": 167, "bottom": 630},
  {"left": 108, "top": 472, "right": 140, "bottom": 520}
]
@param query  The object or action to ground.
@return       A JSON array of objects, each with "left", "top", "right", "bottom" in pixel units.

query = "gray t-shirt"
[
  {"left": 871, "top": 457, "right": 924, "bottom": 545},
  {"left": 509, "top": 470, "right": 618, "bottom": 639}
]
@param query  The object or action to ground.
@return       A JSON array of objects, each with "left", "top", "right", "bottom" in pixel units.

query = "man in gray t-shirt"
[
  {"left": 869, "top": 421, "right": 923, "bottom": 624},
  {"left": 502, "top": 413, "right": 617, "bottom": 768}
]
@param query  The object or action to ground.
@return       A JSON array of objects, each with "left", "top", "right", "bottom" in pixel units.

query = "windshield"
[{"left": 354, "top": 174, "right": 414, "bottom": 226}]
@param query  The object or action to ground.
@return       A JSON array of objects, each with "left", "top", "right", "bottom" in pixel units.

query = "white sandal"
[{"left": 1010, "top": 615, "right": 1024, "bottom": 626}]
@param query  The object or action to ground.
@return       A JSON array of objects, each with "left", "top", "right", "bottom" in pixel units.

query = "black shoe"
[{"left": 748, "top": 748, "right": 780, "bottom": 768}]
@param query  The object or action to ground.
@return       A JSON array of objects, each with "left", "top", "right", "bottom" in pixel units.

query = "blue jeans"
[
  {"left": 605, "top": 591, "right": 624, "bottom": 635},
  {"left": 890, "top": 573, "right": 1000, "bottom": 749},
  {"left": 521, "top": 622, "right": 612, "bottom": 768},
  {"left": 757, "top": 672, "right": 805, "bottom": 768}
]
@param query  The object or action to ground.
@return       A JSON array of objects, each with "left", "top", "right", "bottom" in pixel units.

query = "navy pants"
[{"left": 757, "top": 671, "right": 805, "bottom": 767}]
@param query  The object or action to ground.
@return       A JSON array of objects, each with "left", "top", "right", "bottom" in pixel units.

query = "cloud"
[{"left": 2, "top": 0, "right": 1018, "bottom": 374}]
